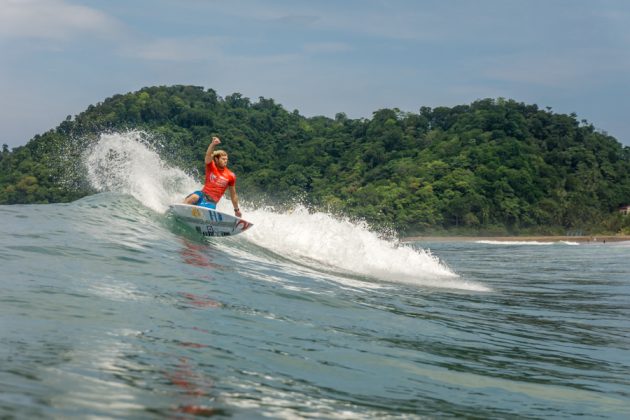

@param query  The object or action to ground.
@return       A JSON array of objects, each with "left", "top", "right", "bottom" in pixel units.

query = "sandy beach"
[{"left": 402, "top": 235, "right": 630, "bottom": 243}]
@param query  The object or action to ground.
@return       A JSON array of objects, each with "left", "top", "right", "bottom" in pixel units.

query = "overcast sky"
[{"left": 1, "top": 0, "right": 629, "bottom": 148}]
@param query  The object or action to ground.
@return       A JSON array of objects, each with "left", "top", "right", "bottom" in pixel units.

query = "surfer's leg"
[{"left": 184, "top": 191, "right": 203, "bottom": 205}]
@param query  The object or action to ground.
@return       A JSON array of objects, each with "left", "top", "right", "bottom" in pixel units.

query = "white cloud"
[
  {"left": 122, "top": 36, "right": 225, "bottom": 62},
  {"left": 0, "top": 0, "right": 122, "bottom": 40}
]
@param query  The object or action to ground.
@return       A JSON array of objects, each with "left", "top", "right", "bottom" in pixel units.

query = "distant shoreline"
[{"left": 401, "top": 235, "right": 630, "bottom": 243}]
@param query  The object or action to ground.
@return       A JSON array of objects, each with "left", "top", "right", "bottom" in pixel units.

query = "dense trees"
[{"left": 1, "top": 85, "right": 629, "bottom": 235}]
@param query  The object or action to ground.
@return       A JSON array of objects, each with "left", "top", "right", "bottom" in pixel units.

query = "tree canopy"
[{"left": 2, "top": 85, "right": 630, "bottom": 235}]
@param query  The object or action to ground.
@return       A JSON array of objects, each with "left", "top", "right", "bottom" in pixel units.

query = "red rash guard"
[{"left": 201, "top": 160, "right": 236, "bottom": 203}]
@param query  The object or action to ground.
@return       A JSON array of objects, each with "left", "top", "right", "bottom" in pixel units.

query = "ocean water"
[{"left": 1, "top": 133, "right": 629, "bottom": 419}]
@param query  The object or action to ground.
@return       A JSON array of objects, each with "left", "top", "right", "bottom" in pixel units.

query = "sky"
[{"left": 1, "top": 0, "right": 630, "bottom": 148}]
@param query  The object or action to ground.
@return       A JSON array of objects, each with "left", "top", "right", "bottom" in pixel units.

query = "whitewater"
[
  {"left": 1, "top": 132, "right": 629, "bottom": 418},
  {"left": 84, "top": 132, "right": 480, "bottom": 292}
]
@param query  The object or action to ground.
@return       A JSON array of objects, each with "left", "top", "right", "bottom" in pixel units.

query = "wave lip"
[
  {"left": 244, "top": 207, "right": 490, "bottom": 292},
  {"left": 84, "top": 131, "right": 197, "bottom": 212}
]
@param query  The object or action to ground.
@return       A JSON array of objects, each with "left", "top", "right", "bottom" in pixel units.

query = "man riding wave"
[{"left": 183, "top": 136, "right": 242, "bottom": 218}]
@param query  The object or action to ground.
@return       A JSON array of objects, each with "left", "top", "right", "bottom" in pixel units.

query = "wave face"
[{"left": 3, "top": 132, "right": 628, "bottom": 419}]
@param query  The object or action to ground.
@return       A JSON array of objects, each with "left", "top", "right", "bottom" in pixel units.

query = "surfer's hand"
[
  {"left": 235, "top": 208, "right": 242, "bottom": 218},
  {"left": 212, "top": 136, "right": 221, "bottom": 145}
]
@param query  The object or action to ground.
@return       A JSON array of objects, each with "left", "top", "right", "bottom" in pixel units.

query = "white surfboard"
[{"left": 169, "top": 204, "right": 253, "bottom": 237}]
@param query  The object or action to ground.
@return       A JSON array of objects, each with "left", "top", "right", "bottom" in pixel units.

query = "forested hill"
[{"left": 1, "top": 85, "right": 630, "bottom": 235}]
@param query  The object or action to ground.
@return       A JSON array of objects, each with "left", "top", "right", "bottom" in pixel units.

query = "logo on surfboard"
[{"left": 235, "top": 220, "right": 252, "bottom": 232}]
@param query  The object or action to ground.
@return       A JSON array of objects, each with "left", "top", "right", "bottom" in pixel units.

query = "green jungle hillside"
[{"left": 1, "top": 85, "right": 630, "bottom": 235}]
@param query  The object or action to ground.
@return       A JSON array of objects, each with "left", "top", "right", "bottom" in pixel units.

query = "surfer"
[{"left": 183, "top": 136, "right": 242, "bottom": 217}]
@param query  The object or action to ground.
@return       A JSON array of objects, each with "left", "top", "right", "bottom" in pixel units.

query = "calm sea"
[{"left": 1, "top": 133, "right": 629, "bottom": 419}]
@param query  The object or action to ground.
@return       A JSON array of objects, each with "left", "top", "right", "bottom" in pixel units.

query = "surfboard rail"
[{"left": 169, "top": 204, "right": 253, "bottom": 237}]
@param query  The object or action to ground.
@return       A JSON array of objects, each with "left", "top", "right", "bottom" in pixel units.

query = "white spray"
[
  {"left": 84, "top": 132, "right": 490, "bottom": 291},
  {"left": 243, "top": 206, "right": 466, "bottom": 286},
  {"left": 84, "top": 131, "right": 195, "bottom": 212}
]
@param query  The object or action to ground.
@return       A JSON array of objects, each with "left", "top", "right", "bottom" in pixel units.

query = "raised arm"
[{"left": 204, "top": 136, "right": 221, "bottom": 164}]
